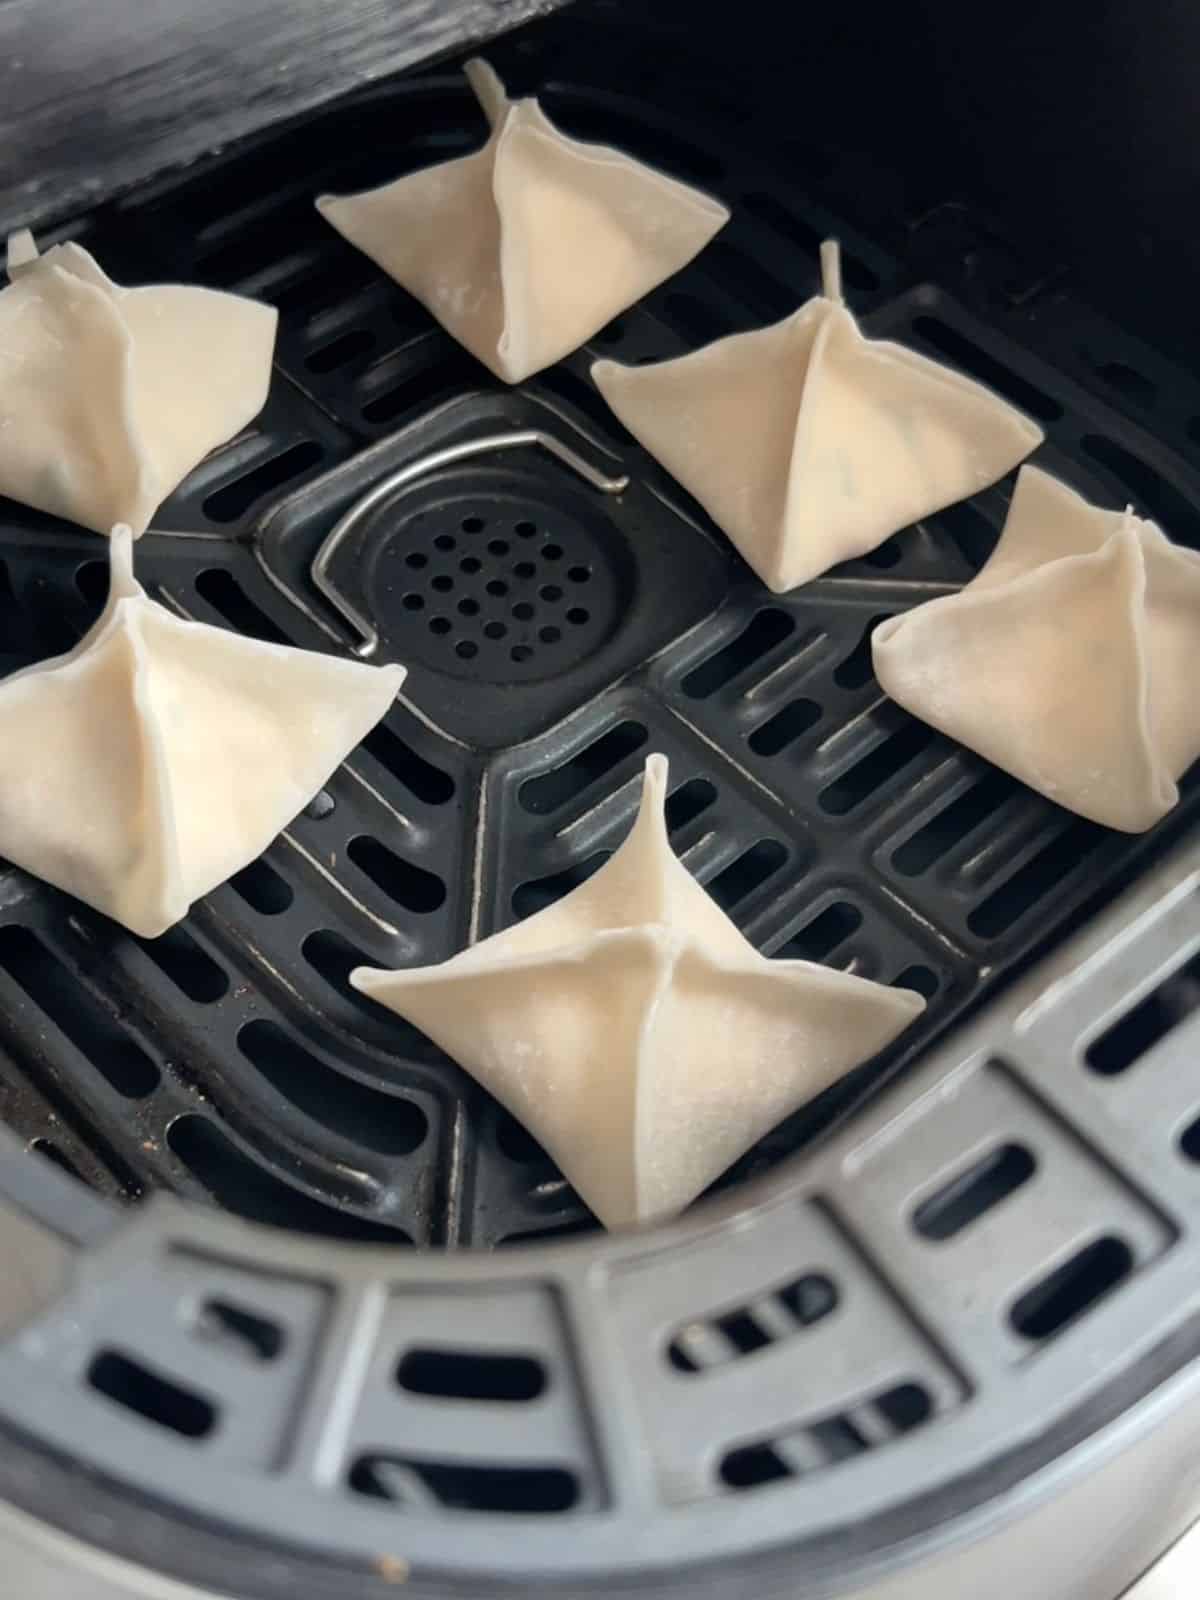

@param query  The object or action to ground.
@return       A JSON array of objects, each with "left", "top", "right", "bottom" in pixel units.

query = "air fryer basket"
[{"left": 3, "top": 3, "right": 1200, "bottom": 1597}]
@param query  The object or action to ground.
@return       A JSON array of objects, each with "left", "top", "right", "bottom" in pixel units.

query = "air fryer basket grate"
[
  {"left": 2, "top": 13, "right": 1200, "bottom": 1250},
  {"left": 4, "top": 6, "right": 1200, "bottom": 1594}
]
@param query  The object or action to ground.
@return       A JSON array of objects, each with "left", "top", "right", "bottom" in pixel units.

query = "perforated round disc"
[{"left": 361, "top": 478, "right": 628, "bottom": 682}]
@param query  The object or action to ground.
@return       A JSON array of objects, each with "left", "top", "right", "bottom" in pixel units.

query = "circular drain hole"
[{"left": 373, "top": 492, "right": 627, "bottom": 681}]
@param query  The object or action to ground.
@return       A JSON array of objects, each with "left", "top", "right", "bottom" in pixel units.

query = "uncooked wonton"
[
  {"left": 0, "top": 231, "right": 277, "bottom": 536},
  {"left": 593, "top": 241, "right": 1042, "bottom": 590},
  {"left": 873, "top": 465, "right": 1200, "bottom": 832},
  {"left": 316, "top": 59, "right": 730, "bottom": 384},
  {"left": 0, "top": 526, "right": 405, "bottom": 936},
  {"left": 352, "top": 753, "right": 924, "bottom": 1227}
]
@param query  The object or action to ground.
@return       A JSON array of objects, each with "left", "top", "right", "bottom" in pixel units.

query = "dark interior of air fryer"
[{"left": 3, "top": 0, "right": 1198, "bottom": 1253}]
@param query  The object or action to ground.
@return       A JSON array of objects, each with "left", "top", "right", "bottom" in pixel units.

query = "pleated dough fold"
[
  {"left": 0, "top": 526, "right": 405, "bottom": 936},
  {"left": 593, "top": 241, "right": 1043, "bottom": 590},
  {"left": 353, "top": 753, "right": 924, "bottom": 1227},
  {"left": 316, "top": 59, "right": 730, "bottom": 383},
  {"left": 873, "top": 465, "right": 1200, "bottom": 832},
  {"left": 0, "top": 232, "right": 277, "bottom": 535}
]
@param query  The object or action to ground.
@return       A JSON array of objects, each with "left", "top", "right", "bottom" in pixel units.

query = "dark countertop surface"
[{"left": 0, "top": 0, "right": 568, "bottom": 230}]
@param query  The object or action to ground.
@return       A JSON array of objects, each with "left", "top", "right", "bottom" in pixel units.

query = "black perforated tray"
[{"left": 2, "top": 9, "right": 1200, "bottom": 1249}]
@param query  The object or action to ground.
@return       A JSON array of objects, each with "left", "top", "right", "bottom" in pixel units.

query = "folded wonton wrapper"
[
  {"left": 353, "top": 753, "right": 924, "bottom": 1227},
  {"left": 315, "top": 59, "right": 730, "bottom": 384},
  {"left": 593, "top": 241, "right": 1043, "bottom": 591},
  {"left": 0, "top": 231, "right": 277, "bottom": 536},
  {"left": 0, "top": 526, "right": 405, "bottom": 936},
  {"left": 873, "top": 465, "right": 1200, "bottom": 832}
]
